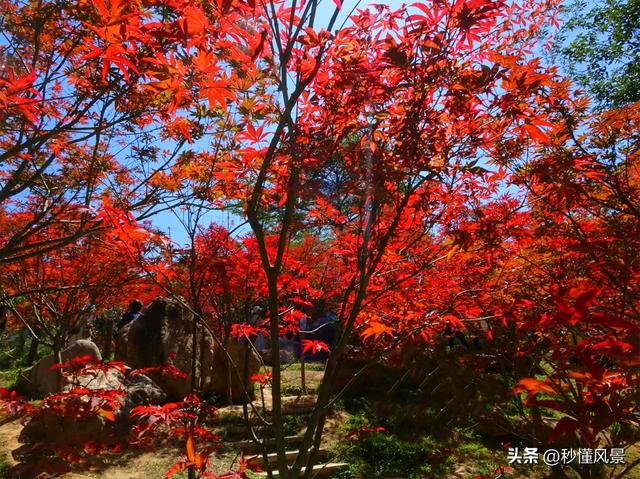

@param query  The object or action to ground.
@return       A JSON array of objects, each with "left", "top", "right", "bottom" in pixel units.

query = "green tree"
[{"left": 555, "top": 0, "right": 640, "bottom": 107}]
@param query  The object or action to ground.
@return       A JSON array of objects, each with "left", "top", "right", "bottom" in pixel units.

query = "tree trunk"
[
  {"left": 53, "top": 346, "right": 63, "bottom": 391},
  {"left": 26, "top": 336, "right": 39, "bottom": 366},
  {"left": 103, "top": 317, "right": 113, "bottom": 359},
  {"left": 191, "top": 313, "right": 198, "bottom": 392}
]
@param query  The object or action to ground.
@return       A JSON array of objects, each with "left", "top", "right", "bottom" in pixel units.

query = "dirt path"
[{"left": 0, "top": 418, "right": 22, "bottom": 468}]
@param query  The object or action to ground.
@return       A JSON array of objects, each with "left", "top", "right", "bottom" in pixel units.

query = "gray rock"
[
  {"left": 19, "top": 409, "right": 108, "bottom": 447},
  {"left": 20, "top": 339, "right": 102, "bottom": 396},
  {"left": 114, "top": 373, "right": 166, "bottom": 432},
  {"left": 125, "top": 373, "right": 166, "bottom": 406},
  {"left": 218, "top": 340, "right": 261, "bottom": 403},
  {"left": 260, "top": 348, "right": 296, "bottom": 366},
  {"left": 61, "top": 364, "right": 125, "bottom": 393}
]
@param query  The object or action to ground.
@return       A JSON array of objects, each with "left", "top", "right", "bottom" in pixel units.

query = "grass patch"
[
  {"left": 333, "top": 428, "right": 451, "bottom": 479},
  {"left": 330, "top": 399, "right": 554, "bottom": 479},
  {"left": 0, "top": 457, "right": 11, "bottom": 479},
  {"left": 282, "top": 413, "right": 309, "bottom": 436},
  {"left": 284, "top": 362, "right": 326, "bottom": 372}
]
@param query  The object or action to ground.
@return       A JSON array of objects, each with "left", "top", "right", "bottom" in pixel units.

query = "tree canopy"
[{"left": 554, "top": 0, "right": 640, "bottom": 106}]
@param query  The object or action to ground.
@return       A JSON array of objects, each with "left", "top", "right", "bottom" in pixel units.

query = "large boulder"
[
  {"left": 116, "top": 297, "right": 260, "bottom": 403},
  {"left": 19, "top": 339, "right": 102, "bottom": 396},
  {"left": 19, "top": 373, "right": 165, "bottom": 450},
  {"left": 19, "top": 368, "right": 125, "bottom": 450},
  {"left": 19, "top": 408, "right": 110, "bottom": 447}
]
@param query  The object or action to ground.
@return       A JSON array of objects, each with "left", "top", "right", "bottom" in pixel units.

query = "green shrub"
[{"left": 335, "top": 430, "right": 442, "bottom": 479}]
